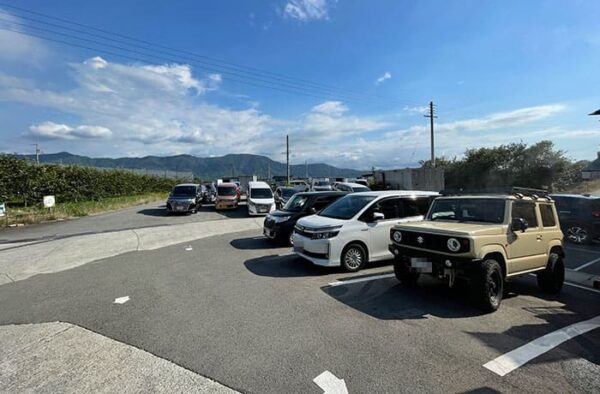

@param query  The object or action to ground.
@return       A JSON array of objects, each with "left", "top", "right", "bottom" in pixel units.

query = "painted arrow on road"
[
  {"left": 313, "top": 371, "right": 349, "bottom": 394},
  {"left": 113, "top": 296, "right": 130, "bottom": 304}
]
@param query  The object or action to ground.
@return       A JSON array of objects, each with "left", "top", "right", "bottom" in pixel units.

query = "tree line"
[
  {"left": 421, "top": 141, "right": 588, "bottom": 191},
  {"left": 0, "top": 155, "right": 184, "bottom": 205}
]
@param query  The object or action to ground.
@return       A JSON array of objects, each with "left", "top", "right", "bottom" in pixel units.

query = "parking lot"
[{"left": 1, "top": 204, "right": 599, "bottom": 393}]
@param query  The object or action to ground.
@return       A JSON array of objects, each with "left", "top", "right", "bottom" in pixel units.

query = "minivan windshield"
[
  {"left": 319, "top": 195, "right": 376, "bottom": 220},
  {"left": 282, "top": 195, "right": 309, "bottom": 212},
  {"left": 250, "top": 188, "right": 273, "bottom": 199},
  {"left": 172, "top": 186, "right": 196, "bottom": 197},
  {"left": 217, "top": 186, "right": 237, "bottom": 196},
  {"left": 280, "top": 188, "right": 297, "bottom": 198},
  {"left": 427, "top": 198, "right": 505, "bottom": 224}
]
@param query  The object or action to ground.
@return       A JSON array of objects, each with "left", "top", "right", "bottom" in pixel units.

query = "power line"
[{"left": 0, "top": 3, "right": 419, "bottom": 106}]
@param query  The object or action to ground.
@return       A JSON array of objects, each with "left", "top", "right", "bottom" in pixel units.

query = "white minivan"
[
  {"left": 247, "top": 181, "right": 276, "bottom": 216},
  {"left": 292, "top": 190, "right": 439, "bottom": 272}
]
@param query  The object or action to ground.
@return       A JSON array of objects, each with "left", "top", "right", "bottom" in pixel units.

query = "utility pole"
[
  {"left": 305, "top": 160, "right": 308, "bottom": 179},
  {"left": 424, "top": 101, "right": 437, "bottom": 167},
  {"left": 267, "top": 162, "right": 271, "bottom": 180},
  {"left": 231, "top": 164, "right": 235, "bottom": 178},
  {"left": 286, "top": 134, "right": 290, "bottom": 184}
]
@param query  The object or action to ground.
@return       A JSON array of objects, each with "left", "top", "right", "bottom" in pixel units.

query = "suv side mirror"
[
  {"left": 309, "top": 207, "right": 317, "bottom": 214},
  {"left": 511, "top": 217, "right": 528, "bottom": 232},
  {"left": 372, "top": 212, "right": 385, "bottom": 222}
]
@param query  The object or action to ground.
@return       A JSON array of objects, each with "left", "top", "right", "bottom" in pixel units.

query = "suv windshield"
[
  {"left": 427, "top": 198, "right": 505, "bottom": 224},
  {"left": 217, "top": 186, "right": 237, "bottom": 196},
  {"left": 171, "top": 186, "right": 196, "bottom": 197},
  {"left": 319, "top": 195, "right": 376, "bottom": 220},
  {"left": 282, "top": 195, "right": 308, "bottom": 212},
  {"left": 250, "top": 188, "right": 273, "bottom": 199},
  {"left": 280, "top": 188, "right": 297, "bottom": 198}
]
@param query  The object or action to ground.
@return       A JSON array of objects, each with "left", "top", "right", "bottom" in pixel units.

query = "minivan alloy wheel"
[
  {"left": 344, "top": 247, "right": 363, "bottom": 270},
  {"left": 566, "top": 226, "right": 589, "bottom": 244}
]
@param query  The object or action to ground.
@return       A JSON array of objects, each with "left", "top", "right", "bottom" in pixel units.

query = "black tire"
[
  {"left": 341, "top": 243, "right": 367, "bottom": 272},
  {"left": 469, "top": 259, "right": 503, "bottom": 313},
  {"left": 565, "top": 225, "right": 591, "bottom": 245},
  {"left": 393, "top": 258, "right": 419, "bottom": 286},
  {"left": 537, "top": 252, "right": 564, "bottom": 294}
]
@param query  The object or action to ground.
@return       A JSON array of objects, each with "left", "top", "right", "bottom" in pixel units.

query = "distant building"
[
  {"left": 373, "top": 167, "right": 444, "bottom": 191},
  {"left": 582, "top": 152, "right": 600, "bottom": 180}
]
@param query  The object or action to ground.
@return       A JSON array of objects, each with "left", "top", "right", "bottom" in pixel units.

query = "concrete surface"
[
  {"left": 0, "top": 322, "right": 237, "bottom": 393},
  {"left": 1, "top": 230, "right": 598, "bottom": 393},
  {"left": 0, "top": 217, "right": 263, "bottom": 283}
]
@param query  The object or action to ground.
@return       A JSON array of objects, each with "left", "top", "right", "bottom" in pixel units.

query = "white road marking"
[
  {"left": 328, "top": 273, "right": 395, "bottom": 287},
  {"left": 483, "top": 315, "right": 600, "bottom": 376},
  {"left": 565, "top": 281, "right": 600, "bottom": 294},
  {"left": 113, "top": 296, "right": 130, "bottom": 304},
  {"left": 278, "top": 252, "right": 294, "bottom": 257},
  {"left": 313, "top": 370, "right": 349, "bottom": 394},
  {"left": 573, "top": 257, "right": 600, "bottom": 271},
  {"left": 185, "top": 245, "right": 193, "bottom": 251}
]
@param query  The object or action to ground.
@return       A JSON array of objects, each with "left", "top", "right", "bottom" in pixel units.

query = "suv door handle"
[
  {"left": 361, "top": 228, "right": 369, "bottom": 232},
  {"left": 536, "top": 235, "right": 543, "bottom": 240}
]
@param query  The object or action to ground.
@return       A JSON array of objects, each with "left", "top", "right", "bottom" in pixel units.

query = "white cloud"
[
  {"left": 403, "top": 105, "right": 428, "bottom": 114},
  {"left": 311, "top": 100, "right": 348, "bottom": 116},
  {"left": 301, "top": 101, "right": 389, "bottom": 138},
  {"left": 30, "top": 122, "right": 112, "bottom": 140},
  {"left": 0, "top": 9, "right": 47, "bottom": 64},
  {"left": 375, "top": 71, "right": 391, "bottom": 85},
  {"left": 283, "top": 0, "right": 334, "bottom": 21}
]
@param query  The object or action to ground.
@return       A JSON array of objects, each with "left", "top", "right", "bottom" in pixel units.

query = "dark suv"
[
  {"left": 551, "top": 194, "right": 600, "bottom": 245},
  {"left": 263, "top": 191, "right": 347, "bottom": 245}
]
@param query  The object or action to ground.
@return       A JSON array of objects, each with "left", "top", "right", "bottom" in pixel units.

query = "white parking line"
[
  {"left": 483, "top": 315, "right": 600, "bottom": 376},
  {"left": 564, "top": 281, "right": 600, "bottom": 294},
  {"left": 328, "top": 273, "right": 395, "bottom": 287},
  {"left": 573, "top": 257, "right": 600, "bottom": 271}
]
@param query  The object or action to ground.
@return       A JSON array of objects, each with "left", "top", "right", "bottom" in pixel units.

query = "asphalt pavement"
[{"left": 1, "top": 227, "right": 599, "bottom": 393}]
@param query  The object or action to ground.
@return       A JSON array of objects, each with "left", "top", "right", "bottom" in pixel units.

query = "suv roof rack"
[{"left": 440, "top": 186, "right": 550, "bottom": 199}]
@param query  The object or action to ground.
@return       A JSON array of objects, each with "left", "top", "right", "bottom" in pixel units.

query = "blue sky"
[{"left": 0, "top": 0, "right": 599, "bottom": 169}]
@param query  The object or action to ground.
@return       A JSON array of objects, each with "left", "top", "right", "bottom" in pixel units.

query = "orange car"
[{"left": 215, "top": 182, "right": 239, "bottom": 210}]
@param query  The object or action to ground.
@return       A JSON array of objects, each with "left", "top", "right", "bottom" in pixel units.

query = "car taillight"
[{"left": 592, "top": 211, "right": 600, "bottom": 218}]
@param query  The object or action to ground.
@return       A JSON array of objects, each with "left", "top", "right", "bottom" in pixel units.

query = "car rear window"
[{"left": 539, "top": 204, "right": 556, "bottom": 227}]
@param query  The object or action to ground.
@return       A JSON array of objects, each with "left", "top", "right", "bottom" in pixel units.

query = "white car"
[
  {"left": 333, "top": 182, "right": 371, "bottom": 193},
  {"left": 292, "top": 190, "right": 439, "bottom": 272},
  {"left": 311, "top": 178, "right": 333, "bottom": 191},
  {"left": 247, "top": 181, "right": 276, "bottom": 216}
]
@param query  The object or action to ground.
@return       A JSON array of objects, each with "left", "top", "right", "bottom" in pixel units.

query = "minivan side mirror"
[
  {"left": 511, "top": 217, "right": 528, "bottom": 233},
  {"left": 309, "top": 207, "right": 317, "bottom": 214},
  {"left": 372, "top": 212, "right": 385, "bottom": 222}
]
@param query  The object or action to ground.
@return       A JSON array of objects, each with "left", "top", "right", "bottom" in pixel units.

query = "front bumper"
[
  {"left": 248, "top": 203, "right": 274, "bottom": 216},
  {"left": 292, "top": 233, "right": 340, "bottom": 267},
  {"left": 215, "top": 200, "right": 238, "bottom": 210},
  {"left": 263, "top": 219, "right": 294, "bottom": 241},
  {"left": 167, "top": 200, "right": 194, "bottom": 212},
  {"left": 388, "top": 244, "right": 479, "bottom": 273}
]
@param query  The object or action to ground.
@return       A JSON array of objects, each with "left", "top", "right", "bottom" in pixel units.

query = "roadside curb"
[{"left": 565, "top": 269, "right": 600, "bottom": 294}]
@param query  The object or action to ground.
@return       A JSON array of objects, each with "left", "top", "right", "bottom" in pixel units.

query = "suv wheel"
[
  {"left": 537, "top": 253, "right": 564, "bottom": 294},
  {"left": 341, "top": 243, "right": 366, "bottom": 272},
  {"left": 566, "top": 226, "right": 590, "bottom": 245},
  {"left": 470, "top": 259, "right": 503, "bottom": 313},
  {"left": 393, "top": 258, "right": 419, "bottom": 285}
]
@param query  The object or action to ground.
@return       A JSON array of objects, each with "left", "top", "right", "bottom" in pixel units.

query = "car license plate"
[
  {"left": 176, "top": 206, "right": 184, "bottom": 211},
  {"left": 410, "top": 258, "right": 432, "bottom": 273}
]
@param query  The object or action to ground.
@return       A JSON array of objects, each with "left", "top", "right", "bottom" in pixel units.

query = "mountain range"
[{"left": 20, "top": 152, "right": 365, "bottom": 180}]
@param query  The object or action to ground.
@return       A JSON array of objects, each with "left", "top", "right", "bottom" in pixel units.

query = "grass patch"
[{"left": 2, "top": 192, "right": 168, "bottom": 226}]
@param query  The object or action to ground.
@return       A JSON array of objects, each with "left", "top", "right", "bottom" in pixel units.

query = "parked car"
[
  {"left": 274, "top": 186, "right": 299, "bottom": 209},
  {"left": 215, "top": 182, "right": 240, "bottom": 210},
  {"left": 202, "top": 182, "right": 217, "bottom": 204},
  {"left": 289, "top": 180, "right": 310, "bottom": 191},
  {"left": 247, "top": 181, "right": 275, "bottom": 216},
  {"left": 311, "top": 179, "right": 333, "bottom": 191},
  {"left": 550, "top": 193, "right": 600, "bottom": 245},
  {"left": 349, "top": 178, "right": 369, "bottom": 187},
  {"left": 292, "top": 190, "right": 438, "bottom": 272},
  {"left": 389, "top": 189, "right": 564, "bottom": 312},
  {"left": 264, "top": 191, "right": 347, "bottom": 245},
  {"left": 166, "top": 184, "right": 203, "bottom": 214},
  {"left": 333, "top": 182, "right": 371, "bottom": 193}
]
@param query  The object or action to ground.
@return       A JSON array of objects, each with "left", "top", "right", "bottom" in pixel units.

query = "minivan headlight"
[{"left": 312, "top": 231, "right": 339, "bottom": 240}]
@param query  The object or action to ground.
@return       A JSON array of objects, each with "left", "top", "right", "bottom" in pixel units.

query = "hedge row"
[{"left": 0, "top": 155, "right": 183, "bottom": 205}]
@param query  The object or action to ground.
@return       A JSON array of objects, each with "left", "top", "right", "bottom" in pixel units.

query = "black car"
[
  {"left": 166, "top": 184, "right": 203, "bottom": 214},
  {"left": 202, "top": 183, "right": 217, "bottom": 204},
  {"left": 274, "top": 186, "right": 300, "bottom": 209},
  {"left": 551, "top": 194, "right": 600, "bottom": 244},
  {"left": 263, "top": 191, "right": 347, "bottom": 245}
]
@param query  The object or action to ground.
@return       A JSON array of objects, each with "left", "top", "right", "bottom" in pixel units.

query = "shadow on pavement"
[
  {"left": 137, "top": 208, "right": 171, "bottom": 217},
  {"left": 244, "top": 254, "right": 330, "bottom": 277},
  {"left": 230, "top": 236, "right": 282, "bottom": 250}
]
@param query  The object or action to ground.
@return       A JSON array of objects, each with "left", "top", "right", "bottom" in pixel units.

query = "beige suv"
[{"left": 389, "top": 189, "right": 564, "bottom": 312}]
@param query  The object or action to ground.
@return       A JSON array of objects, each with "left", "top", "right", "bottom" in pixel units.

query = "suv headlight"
[
  {"left": 447, "top": 238, "right": 461, "bottom": 252},
  {"left": 273, "top": 215, "right": 291, "bottom": 223},
  {"left": 391, "top": 230, "right": 402, "bottom": 243}
]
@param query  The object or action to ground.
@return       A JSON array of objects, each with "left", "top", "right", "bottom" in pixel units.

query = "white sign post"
[
  {"left": 43, "top": 195, "right": 56, "bottom": 208},
  {"left": 0, "top": 203, "right": 5, "bottom": 218}
]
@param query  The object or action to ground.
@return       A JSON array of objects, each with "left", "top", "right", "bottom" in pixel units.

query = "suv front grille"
[{"left": 391, "top": 230, "right": 470, "bottom": 254}]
